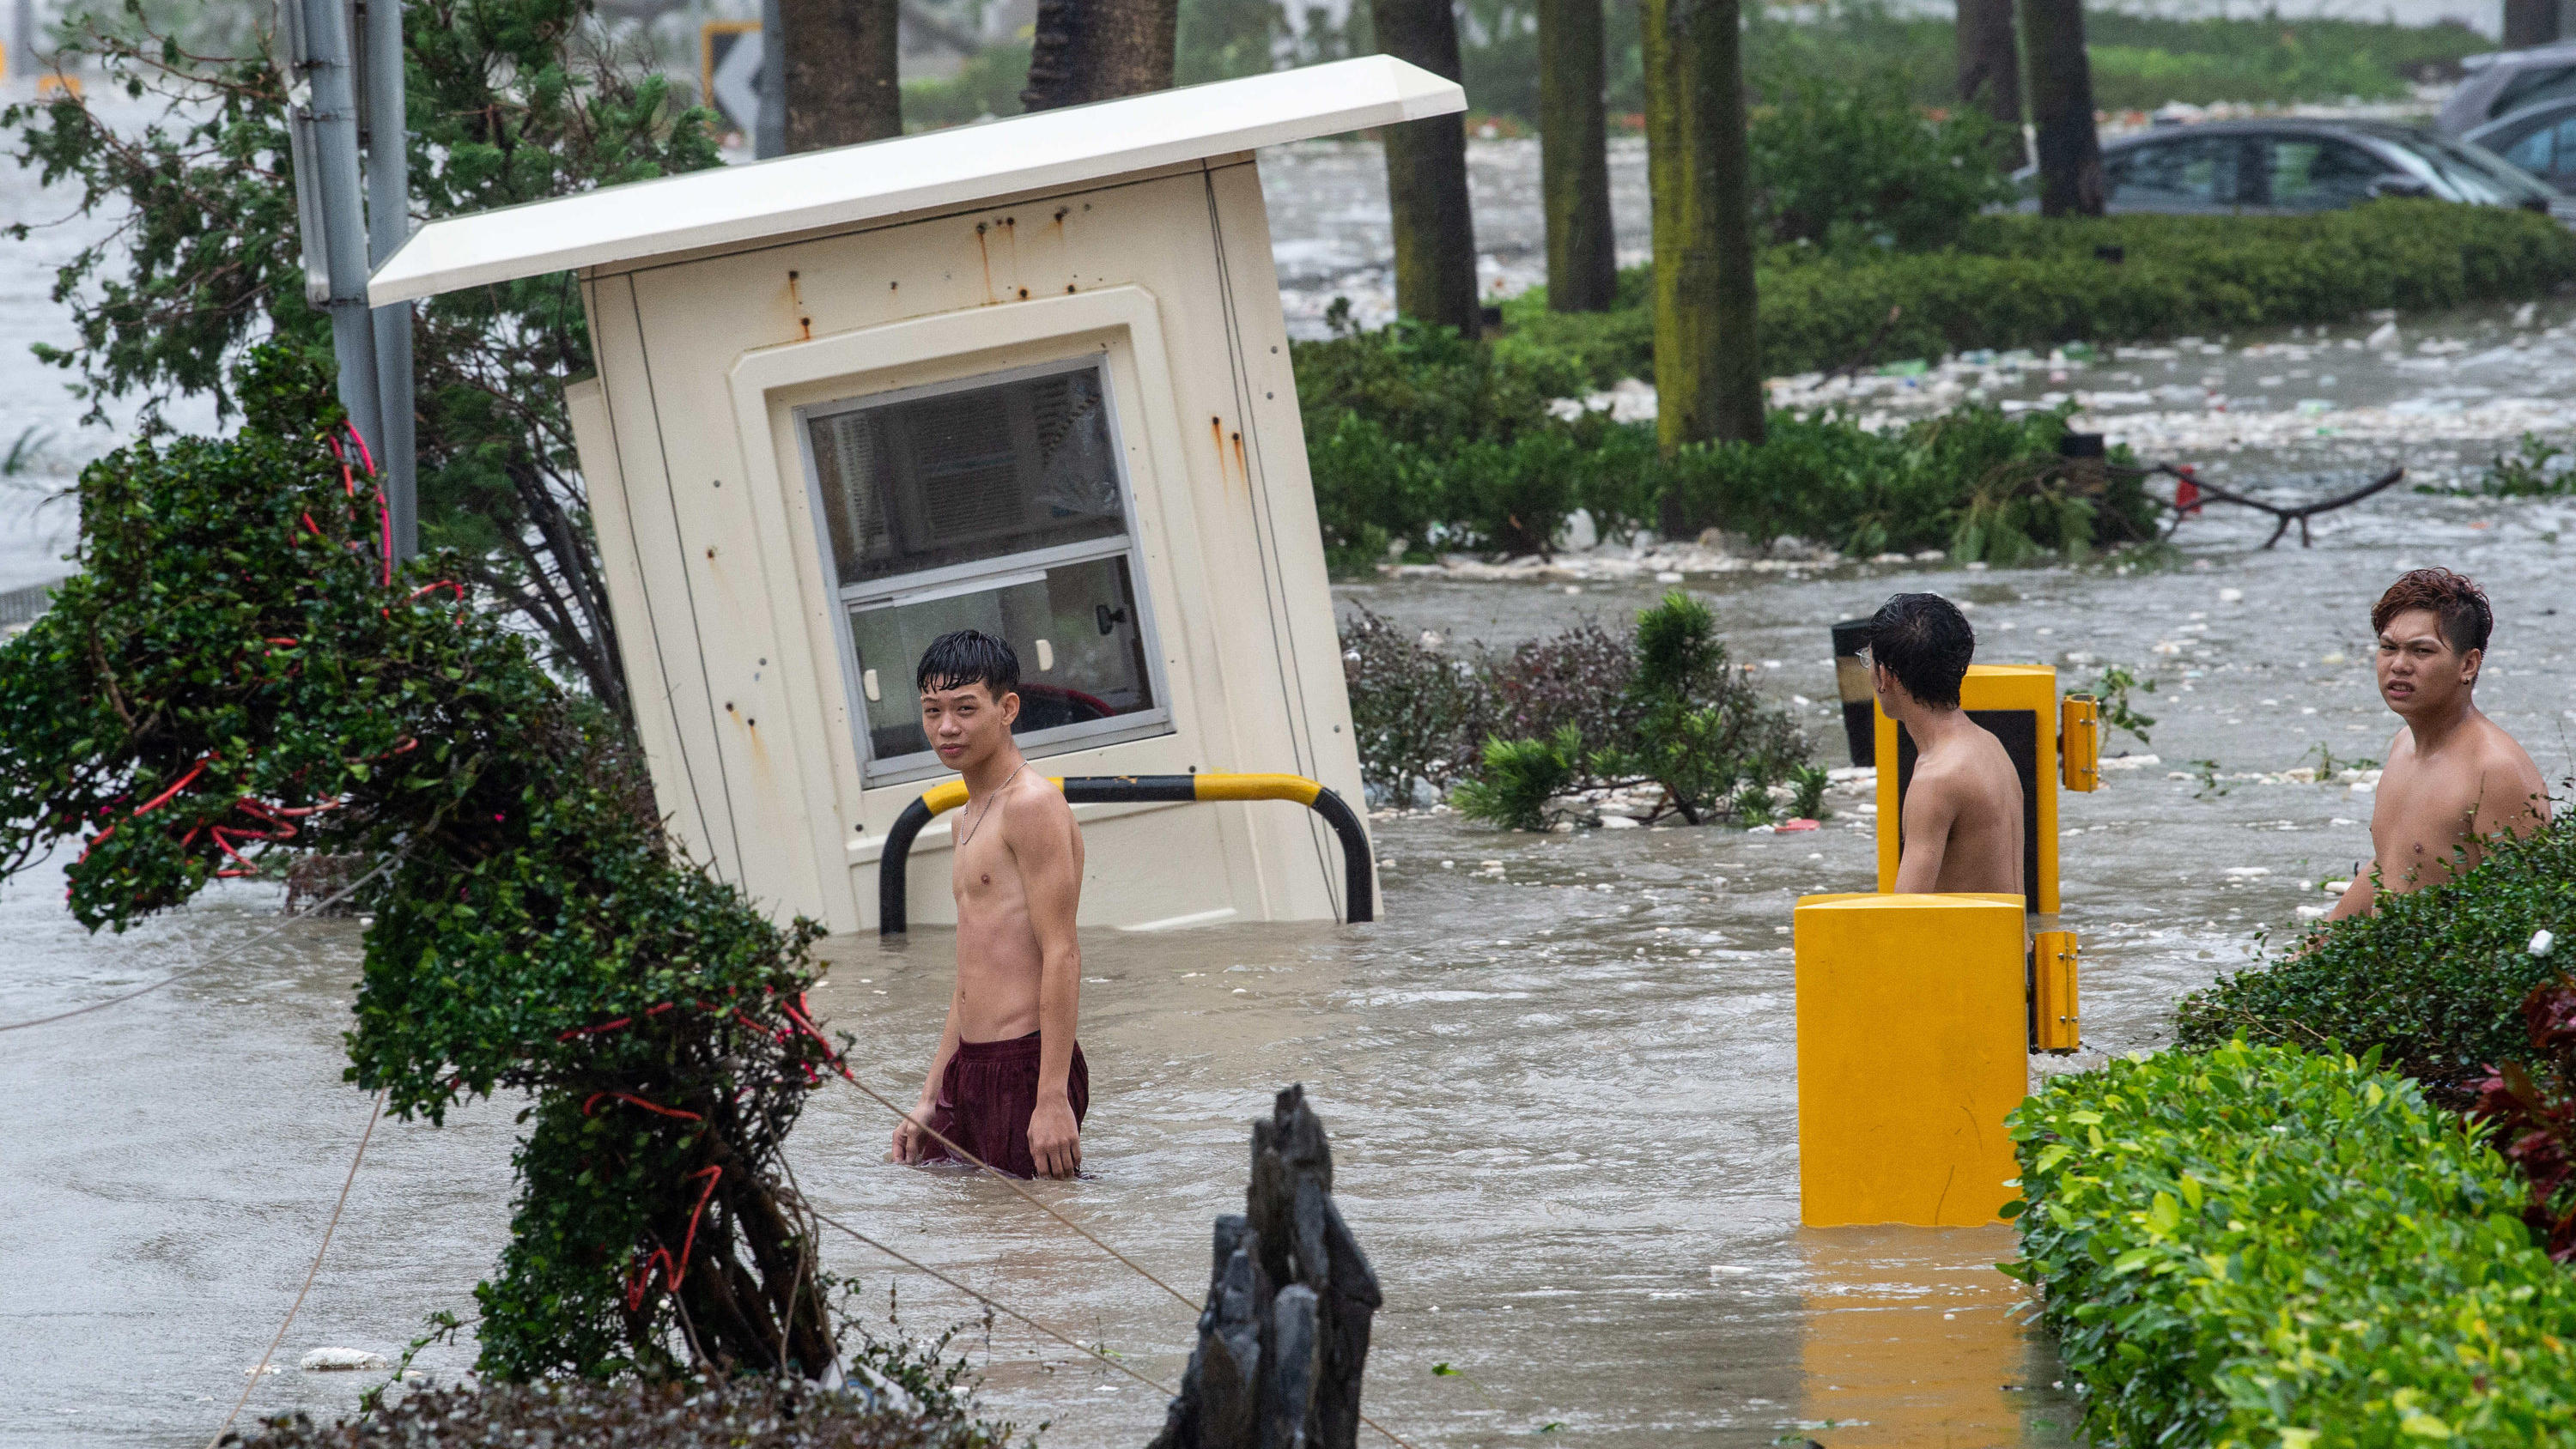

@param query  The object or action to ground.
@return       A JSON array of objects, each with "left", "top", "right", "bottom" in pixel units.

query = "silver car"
[
  {"left": 2018, "top": 119, "right": 2574, "bottom": 221},
  {"left": 2465, "top": 94, "right": 2576, "bottom": 193},
  {"left": 2438, "top": 41, "right": 2576, "bottom": 137}
]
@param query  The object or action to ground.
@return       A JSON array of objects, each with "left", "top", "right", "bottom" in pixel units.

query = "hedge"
[
  {"left": 2173, "top": 811, "right": 2575, "bottom": 1103},
  {"left": 2008, "top": 1040, "right": 2576, "bottom": 1447},
  {"left": 1502, "top": 200, "right": 2576, "bottom": 386}
]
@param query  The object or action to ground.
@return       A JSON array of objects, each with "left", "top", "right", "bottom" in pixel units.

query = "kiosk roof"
[{"left": 368, "top": 55, "right": 1462, "bottom": 306}]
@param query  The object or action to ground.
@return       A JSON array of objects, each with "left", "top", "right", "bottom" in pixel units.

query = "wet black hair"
[
  {"left": 916, "top": 629, "right": 1019, "bottom": 700},
  {"left": 2372, "top": 567, "right": 2493, "bottom": 658},
  {"left": 1866, "top": 592, "right": 1975, "bottom": 710}
]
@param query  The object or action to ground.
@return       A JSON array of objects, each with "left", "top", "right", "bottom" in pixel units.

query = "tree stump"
[{"left": 1148, "top": 1085, "right": 1382, "bottom": 1449}]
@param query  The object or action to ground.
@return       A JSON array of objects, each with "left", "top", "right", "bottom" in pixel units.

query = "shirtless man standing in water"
[
  {"left": 891, "top": 630, "right": 1089, "bottom": 1179},
  {"left": 1869, "top": 592, "right": 2028, "bottom": 900},
  {"left": 2325, "top": 568, "right": 2550, "bottom": 920}
]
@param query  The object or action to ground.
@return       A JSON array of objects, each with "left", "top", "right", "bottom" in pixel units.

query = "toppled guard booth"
[{"left": 370, "top": 58, "right": 1462, "bottom": 932}]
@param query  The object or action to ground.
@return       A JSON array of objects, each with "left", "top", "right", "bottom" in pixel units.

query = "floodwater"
[
  {"left": 10, "top": 480, "right": 2575, "bottom": 1447},
  {"left": 10, "top": 69, "right": 2576, "bottom": 1449}
]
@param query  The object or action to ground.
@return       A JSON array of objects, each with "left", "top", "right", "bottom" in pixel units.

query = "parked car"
[
  {"left": 2439, "top": 41, "right": 2576, "bottom": 137},
  {"left": 2014, "top": 119, "right": 2575, "bottom": 220},
  {"left": 2466, "top": 94, "right": 2576, "bottom": 193}
]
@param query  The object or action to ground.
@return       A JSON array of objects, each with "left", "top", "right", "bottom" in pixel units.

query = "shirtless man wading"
[
  {"left": 891, "top": 630, "right": 1090, "bottom": 1179},
  {"left": 2324, "top": 568, "right": 2550, "bottom": 920},
  {"left": 1868, "top": 592, "right": 2027, "bottom": 900}
]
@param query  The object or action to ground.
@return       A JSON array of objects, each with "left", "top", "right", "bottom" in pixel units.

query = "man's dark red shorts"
[{"left": 923, "top": 1032, "right": 1089, "bottom": 1179}]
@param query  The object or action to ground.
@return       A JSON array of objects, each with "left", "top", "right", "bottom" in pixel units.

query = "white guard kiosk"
[{"left": 369, "top": 57, "right": 1462, "bottom": 934}]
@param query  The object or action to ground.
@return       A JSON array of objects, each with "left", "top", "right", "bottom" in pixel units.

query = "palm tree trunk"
[
  {"left": 1643, "top": 0, "right": 1762, "bottom": 503},
  {"left": 779, "top": 0, "right": 902, "bottom": 149},
  {"left": 1374, "top": 0, "right": 1481, "bottom": 331},
  {"left": 2020, "top": 0, "right": 2104, "bottom": 216},
  {"left": 1023, "top": 0, "right": 1179, "bottom": 108},
  {"left": 1538, "top": 0, "right": 1617, "bottom": 312},
  {"left": 1955, "top": 0, "right": 2024, "bottom": 169}
]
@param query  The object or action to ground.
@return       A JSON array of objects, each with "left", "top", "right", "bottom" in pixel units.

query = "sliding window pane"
[{"left": 808, "top": 362, "right": 1127, "bottom": 587}]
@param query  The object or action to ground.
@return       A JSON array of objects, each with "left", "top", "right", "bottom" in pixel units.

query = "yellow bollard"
[
  {"left": 2060, "top": 694, "right": 2102, "bottom": 792},
  {"left": 1795, "top": 893, "right": 2026, "bottom": 1227},
  {"left": 2032, "top": 930, "right": 2081, "bottom": 1053}
]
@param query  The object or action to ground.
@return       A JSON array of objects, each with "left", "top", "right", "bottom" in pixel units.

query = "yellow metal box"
[{"left": 1795, "top": 892, "right": 2026, "bottom": 1227}]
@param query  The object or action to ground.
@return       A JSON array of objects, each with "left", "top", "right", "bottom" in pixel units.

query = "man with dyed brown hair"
[{"left": 2325, "top": 568, "right": 2551, "bottom": 920}]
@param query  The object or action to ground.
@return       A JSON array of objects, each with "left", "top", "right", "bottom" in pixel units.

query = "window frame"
[{"left": 793, "top": 353, "right": 1176, "bottom": 786}]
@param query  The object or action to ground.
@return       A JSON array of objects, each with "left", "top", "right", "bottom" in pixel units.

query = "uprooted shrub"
[
  {"left": 1448, "top": 593, "right": 1811, "bottom": 830},
  {"left": 0, "top": 350, "right": 855, "bottom": 1380}
]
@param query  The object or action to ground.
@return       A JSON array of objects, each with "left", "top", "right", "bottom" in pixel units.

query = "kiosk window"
[{"left": 803, "top": 360, "right": 1165, "bottom": 779}]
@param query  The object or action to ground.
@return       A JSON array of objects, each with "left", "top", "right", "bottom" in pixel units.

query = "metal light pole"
[
  {"left": 11, "top": 0, "right": 37, "bottom": 81},
  {"left": 282, "top": 0, "right": 386, "bottom": 481},
  {"left": 755, "top": 0, "right": 785, "bottom": 158},
  {"left": 360, "top": 0, "right": 416, "bottom": 559}
]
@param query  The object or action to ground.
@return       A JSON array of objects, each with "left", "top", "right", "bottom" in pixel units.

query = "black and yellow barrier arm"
[{"left": 878, "top": 773, "right": 1374, "bottom": 935}]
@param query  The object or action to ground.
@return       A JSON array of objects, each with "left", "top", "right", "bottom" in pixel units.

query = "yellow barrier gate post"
[{"left": 1795, "top": 893, "right": 2027, "bottom": 1227}]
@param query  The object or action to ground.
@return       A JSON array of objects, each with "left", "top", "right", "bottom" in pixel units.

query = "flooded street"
[
  {"left": 10, "top": 475, "right": 2573, "bottom": 1446},
  {"left": 9, "top": 71, "right": 2576, "bottom": 1449}
]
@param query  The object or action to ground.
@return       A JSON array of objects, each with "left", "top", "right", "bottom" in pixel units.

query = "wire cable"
[
  {"left": 206, "top": 1089, "right": 386, "bottom": 1448},
  {"left": 799, "top": 1198, "right": 1182, "bottom": 1402}
]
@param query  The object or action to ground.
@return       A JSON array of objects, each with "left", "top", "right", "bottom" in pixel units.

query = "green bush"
[
  {"left": 1448, "top": 591, "right": 1808, "bottom": 828},
  {"left": 1748, "top": 67, "right": 2016, "bottom": 252},
  {"left": 2008, "top": 1040, "right": 2576, "bottom": 1447},
  {"left": 2172, "top": 811, "right": 2575, "bottom": 1101},
  {"left": 1502, "top": 202, "right": 2576, "bottom": 387}
]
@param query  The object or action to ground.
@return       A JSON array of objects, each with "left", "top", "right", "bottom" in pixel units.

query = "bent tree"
[{"left": 0, "top": 353, "right": 840, "bottom": 1379}]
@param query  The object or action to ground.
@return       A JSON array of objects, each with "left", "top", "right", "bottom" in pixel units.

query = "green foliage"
[
  {"left": 0, "top": 354, "right": 841, "bottom": 1379},
  {"left": 240, "top": 1355, "right": 1013, "bottom": 1446},
  {"left": 1451, "top": 0, "right": 2485, "bottom": 120},
  {"left": 1747, "top": 66, "right": 2015, "bottom": 253},
  {"left": 1337, "top": 604, "right": 1495, "bottom": 805},
  {"left": 1449, "top": 726, "right": 1584, "bottom": 832},
  {"left": 2007, "top": 1040, "right": 2576, "bottom": 1448},
  {"left": 1443, "top": 592, "right": 1808, "bottom": 828},
  {"left": 2471, "top": 433, "right": 2576, "bottom": 499},
  {"left": 902, "top": 40, "right": 1033, "bottom": 127},
  {"left": 6, "top": 0, "right": 725, "bottom": 714},
  {"left": 1502, "top": 203, "right": 2576, "bottom": 387},
  {"left": 1787, "top": 762, "right": 1829, "bottom": 821},
  {"left": 2172, "top": 811, "right": 2576, "bottom": 1101},
  {"left": 2086, "top": 664, "right": 2157, "bottom": 746},
  {"left": 1649, "top": 404, "right": 2158, "bottom": 560}
]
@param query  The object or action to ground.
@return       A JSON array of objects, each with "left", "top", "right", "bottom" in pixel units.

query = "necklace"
[{"left": 959, "top": 761, "right": 1026, "bottom": 852}]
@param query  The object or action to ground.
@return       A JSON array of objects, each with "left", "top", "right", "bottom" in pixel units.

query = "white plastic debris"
[
  {"left": 1601, "top": 815, "right": 1640, "bottom": 829},
  {"left": 2218, "top": 588, "right": 2244, "bottom": 603},
  {"left": 300, "top": 1348, "right": 388, "bottom": 1373},
  {"left": 2535, "top": 930, "right": 2557, "bottom": 959},
  {"left": 2365, "top": 320, "right": 2399, "bottom": 350},
  {"left": 2222, "top": 867, "right": 2271, "bottom": 878}
]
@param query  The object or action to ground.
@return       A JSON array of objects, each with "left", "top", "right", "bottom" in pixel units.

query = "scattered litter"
[
  {"left": 300, "top": 1348, "right": 388, "bottom": 1373},
  {"left": 2218, "top": 588, "right": 2244, "bottom": 603},
  {"left": 2295, "top": 906, "right": 2330, "bottom": 919},
  {"left": 1601, "top": 815, "right": 1640, "bottom": 829},
  {"left": 2221, "top": 867, "right": 2270, "bottom": 878},
  {"left": 1776, "top": 819, "right": 1820, "bottom": 832},
  {"left": 2099, "top": 754, "right": 2161, "bottom": 771},
  {"left": 2535, "top": 930, "right": 2557, "bottom": 959},
  {"left": 1708, "top": 1264, "right": 1754, "bottom": 1279}
]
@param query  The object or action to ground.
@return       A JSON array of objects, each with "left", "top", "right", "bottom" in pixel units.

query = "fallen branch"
[
  {"left": 2123, "top": 463, "right": 2407, "bottom": 549},
  {"left": 1820, "top": 306, "right": 1906, "bottom": 385}
]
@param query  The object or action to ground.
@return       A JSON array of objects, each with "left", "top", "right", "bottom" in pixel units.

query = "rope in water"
[
  {"left": 0, "top": 846, "right": 412, "bottom": 1034},
  {"left": 795, "top": 1197, "right": 1182, "bottom": 1403},
  {"left": 206, "top": 1090, "right": 386, "bottom": 1448},
  {"left": 776, "top": 998, "right": 1203, "bottom": 1313},
  {"left": 785, "top": 1015, "right": 1419, "bottom": 1449}
]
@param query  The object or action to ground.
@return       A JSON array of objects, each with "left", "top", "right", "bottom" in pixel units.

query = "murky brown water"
[{"left": 10, "top": 476, "right": 2573, "bottom": 1447}]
